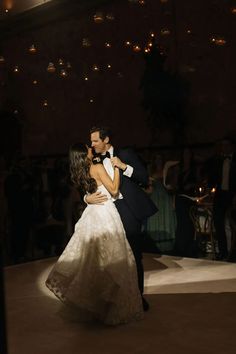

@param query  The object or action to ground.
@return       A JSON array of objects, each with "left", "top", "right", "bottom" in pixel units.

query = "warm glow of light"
[
  {"left": 60, "top": 69, "right": 68, "bottom": 78},
  {"left": 161, "top": 28, "right": 171, "bottom": 35},
  {"left": 105, "top": 42, "right": 111, "bottom": 48},
  {"left": 125, "top": 40, "right": 132, "bottom": 46},
  {"left": 92, "top": 64, "right": 99, "bottom": 71},
  {"left": 82, "top": 38, "right": 91, "bottom": 47},
  {"left": 187, "top": 29, "right": 192, "bottom": 34},
  {"left": 13, "top": 65, "right": 19, "bottom": 73},
  {"left": 93, "top": 12, "right": 104, "bottom": 23},
  {"left": 58, "top": 58, "right": 64, "bottom": 66},
  {"left": 84, "top": 77, "right": 89, "bottom": 81},
  {"left": 211, "top": 188, "right": 216, "bottom": 193},
  {"left": 107, "top": 64, "right": 112, "bottom": 69},
  {"left": 3, "top": 0, "right": 53, "bottom": 14},
  {"left": 106, "top": 13, "right": 114, "bottom": 20},
  {"left": 211, "top": 36, "right": 226, "bottom": 46},
  {"left": 47, "top": 62, "right": 56, "bottom": 73},
  {"left": 43, "top": 100, "right": 48, "bottom": 107},
  {"left": 29, "top": 44, "right": 37, "bottom": 53},
  {"left": 231, "top": 7, "right": 236, "bottom": 14},
  {"left": 3, "top": 0, "right": 13, "bottom": 10},
  {"left": 133, "top": 45, "right": 141, "bottom": 52},
  {"left": 144, "top": 48, "right": 151, "bottom": 53},
  {"left": 89, "top": 99, "right": 94, "bottom": 103},
  {"left": 33, "top": 80, "right": 38, "bottom": 85},
  {"left": 0, "top": 56, "right": 5, "bottom": 63}
]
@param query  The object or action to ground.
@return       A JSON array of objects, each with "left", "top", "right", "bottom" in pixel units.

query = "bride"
[{"left": 45, "top": 143, "right": 143, "bottom": 325}]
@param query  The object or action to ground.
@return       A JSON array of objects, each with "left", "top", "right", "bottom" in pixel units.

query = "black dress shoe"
[{"left": 142, "top": 297, "right": 149, "bottom": 312}]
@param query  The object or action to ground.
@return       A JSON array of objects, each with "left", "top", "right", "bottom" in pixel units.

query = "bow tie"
[{"left": 100, "top": 151, "right": 111, "bottom": 160}]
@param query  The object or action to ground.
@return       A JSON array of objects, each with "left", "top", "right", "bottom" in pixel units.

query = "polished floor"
[{"left": 4, "top": 254, "right": 236, "bottom": 354}]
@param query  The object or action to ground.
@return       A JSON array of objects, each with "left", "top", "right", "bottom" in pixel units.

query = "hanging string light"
[
  {"left": 93, "top": 12, "right": 104, "bottom": 23},
  {"left": 13, "top": 65, "right": 19, "bottom": 73},
  {"left": 59, "top": 69, "right": 68, "bottom": 78},
  {"left": 82, "top": 38, "right": 91, "bottom": 47},
  {"left": 92, "top": 64, "right": 100, "bottom": 71},
  {"left": 47, "top": 62, "right": 56, "bottom": 73},
  {"left": 161, "top": 28, "right": 171, "bottom": 35},
  {"left": 211, "top": 36, "right": 226, "bottom": 46},
  {"left": 106, "top": 13, "right": 115, "bottom": 20},
  {"left": 28, "top": 45, "right": 37, "bottom": 54},
  {"left": 125, "top": 40, "right": 132, "bottom": 46},
  {"left": 133, "top": 45, "right": 141, "bottom": 52}
]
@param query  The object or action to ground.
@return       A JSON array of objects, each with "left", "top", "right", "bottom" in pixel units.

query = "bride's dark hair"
[{"left": 69, "top": 143, "right": 97, "bottom": 194}]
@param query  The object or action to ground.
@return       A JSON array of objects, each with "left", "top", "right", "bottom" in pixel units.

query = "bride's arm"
[{"left": 94, "top": 164, "right": 120, "bottom": 197}]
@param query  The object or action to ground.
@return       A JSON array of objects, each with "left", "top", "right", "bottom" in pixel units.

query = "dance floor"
[{"left": 4, "top": 254, "right": 236, "bottom": 354}]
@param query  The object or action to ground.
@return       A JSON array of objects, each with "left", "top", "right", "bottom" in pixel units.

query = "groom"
[{"left": 85, "top": 126, "right": 158, "bottom": 311}]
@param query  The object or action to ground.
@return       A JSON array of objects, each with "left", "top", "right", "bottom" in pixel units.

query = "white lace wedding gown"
[{"left": 46, "top": 184, "right": 143, "bottom": 325}]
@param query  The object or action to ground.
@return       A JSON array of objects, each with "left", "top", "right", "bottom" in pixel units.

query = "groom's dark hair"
[{"left": 90, "top": 126, "right": 112, "bottom": 142}]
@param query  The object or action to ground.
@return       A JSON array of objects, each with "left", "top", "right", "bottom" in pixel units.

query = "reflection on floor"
[
  {"left": 4, "top": 254, "right": 236, "bottom": 354},
  {"left": 144, "top": 254, "right": 236, "bottom": 294}
]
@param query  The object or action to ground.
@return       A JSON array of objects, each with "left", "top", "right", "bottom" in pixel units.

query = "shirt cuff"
[{"left": 123, "top": 164, "right": 133, "bottom": 177}]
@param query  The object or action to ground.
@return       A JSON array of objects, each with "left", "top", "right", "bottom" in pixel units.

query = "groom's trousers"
[{"left": 115, "top": 199, "right": 144, "bottom": 294}]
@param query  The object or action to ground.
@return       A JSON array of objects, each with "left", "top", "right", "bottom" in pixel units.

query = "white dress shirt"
[{"left": 102, "top": 146, "right": 133, "bottom": 201}]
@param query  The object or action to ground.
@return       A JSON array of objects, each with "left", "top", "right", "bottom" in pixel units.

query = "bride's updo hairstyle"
[{"left": 69, "top": 143, "right": 97, "bottom": 194}]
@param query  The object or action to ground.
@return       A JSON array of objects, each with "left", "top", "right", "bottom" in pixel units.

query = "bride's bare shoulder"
[{"left": 90, "top": 163, "right": 104, "bottom": 176}]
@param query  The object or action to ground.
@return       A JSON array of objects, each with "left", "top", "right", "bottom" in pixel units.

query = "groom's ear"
[{"left": 104, "top": 136, "right": 109, "bottom": 144}]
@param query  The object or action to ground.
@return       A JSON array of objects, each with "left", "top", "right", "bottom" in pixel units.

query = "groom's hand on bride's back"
[{"left": 85, "top": 191, "right": 108, "bottom": 205}]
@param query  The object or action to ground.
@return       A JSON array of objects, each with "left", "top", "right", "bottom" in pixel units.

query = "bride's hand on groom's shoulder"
[{"left": 86, "top": 191, "right": 108, "bottom": 205}]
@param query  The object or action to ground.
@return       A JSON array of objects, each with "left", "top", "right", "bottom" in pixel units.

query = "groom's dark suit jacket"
[{"left": 114, "top": 147, "right": 158, "bottom": 221}]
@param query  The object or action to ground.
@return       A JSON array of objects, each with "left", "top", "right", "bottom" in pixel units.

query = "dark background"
[{"left": 0, "top": 0, "right": 236, "bottom": 156}]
